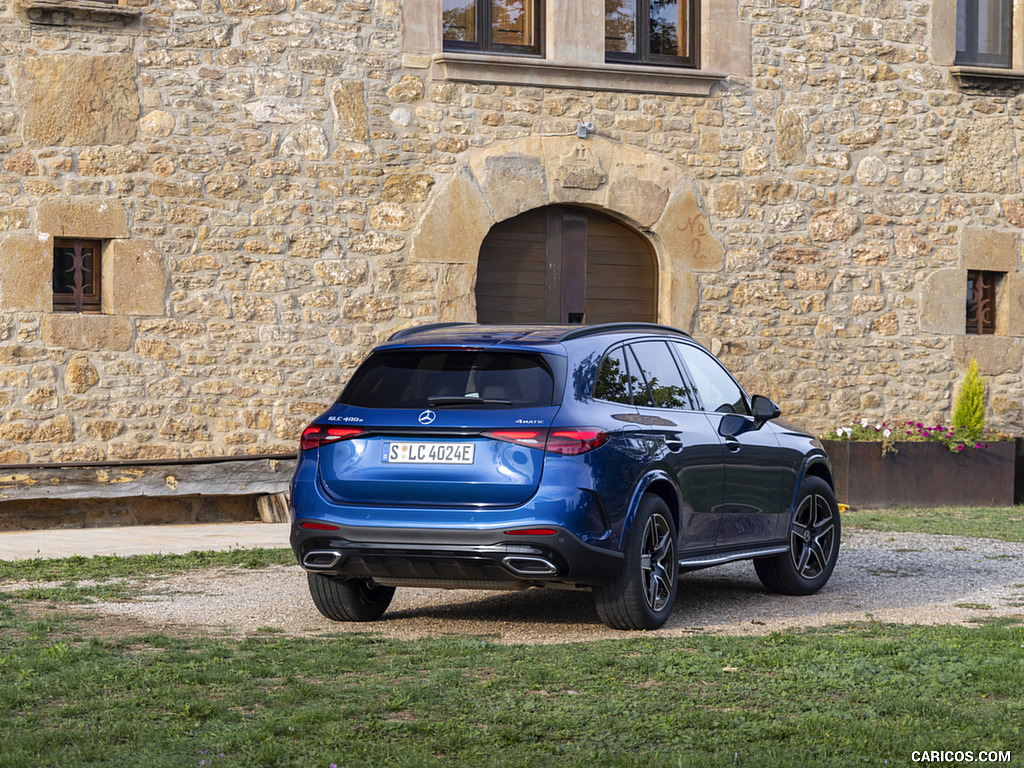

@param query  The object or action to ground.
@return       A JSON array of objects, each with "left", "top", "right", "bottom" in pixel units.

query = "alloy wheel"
[
  {"left": 640, "top": 512, "right": 676, "bottom": 611},
  {"left": 789, "top": 493, "right": 836, "bottom": 580}
]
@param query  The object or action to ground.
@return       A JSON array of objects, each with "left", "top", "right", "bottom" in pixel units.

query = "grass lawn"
[
  {"left": 843, "top": 505, "right": 1024, "bottom": 543},
  {"left": 0, "top": 509, "right": 1022, "bottom": 767}
]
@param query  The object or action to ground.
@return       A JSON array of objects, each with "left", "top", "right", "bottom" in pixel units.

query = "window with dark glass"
[
  {"left": 628, "top": 341, "right": 695, "bottom": 409},
  {"left": 673, "top": 343, "right": 750, "bottom": 415},
  {"left": 443, "top": 0, "right": 542, "bottom": 54},
  {"left": 966, "top": 270, "right": 998, "bottom": 335},
  {"left": 594, "top": 347, "right": 637, "bottom": 405},
  {"left": 340, "top": 350, "right": 555, "bottom": 409},
  {"left": 956, "top": 0, "right": 1013, "bottom": 67},
  {"left": 605, "top": 0, "right": 697, "bottom": 67},
  {"left": 53, "top": 238, "right": 102, "bottom": 314}
]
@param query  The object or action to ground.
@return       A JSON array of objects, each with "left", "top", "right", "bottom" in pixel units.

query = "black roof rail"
[
  {"left": 555, "top": 323, "right": 691, "bottom": 343},
  {"left": 387, "top": 322, "right": 472, "bottom": 341}
]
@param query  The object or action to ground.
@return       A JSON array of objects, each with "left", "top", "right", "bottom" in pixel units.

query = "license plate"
[{"left": 381, "top": 442, "right": 476, "bottom": 464}]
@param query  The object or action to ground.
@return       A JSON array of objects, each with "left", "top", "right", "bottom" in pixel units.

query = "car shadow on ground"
[{"left": 378, "top": 563, "right": 772, "bottom": 631}]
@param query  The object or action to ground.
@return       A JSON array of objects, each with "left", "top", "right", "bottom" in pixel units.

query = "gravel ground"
[{"left": 80, "top": 529, "right": 1024, "bottom": 644}]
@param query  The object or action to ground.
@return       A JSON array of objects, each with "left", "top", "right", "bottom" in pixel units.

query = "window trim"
[
  {"left": 443, "top": 0, "right": 544, "bottom": 56},
  {"left": 934, "top": 0, "right": 1024, "bottom": 79},
  {"left": 408, "top": 0, "right": 747, "bottom": 95},
  {"left": 605, "top": 0, "right": 699, "bottom": 69},
  {"left": 52, "top": 237, "right": 102, "bottom": 314}
]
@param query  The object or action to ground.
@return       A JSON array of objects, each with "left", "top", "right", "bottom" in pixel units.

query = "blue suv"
[{"left": 290, "top": 323, "right": 839, "bottom": 630}]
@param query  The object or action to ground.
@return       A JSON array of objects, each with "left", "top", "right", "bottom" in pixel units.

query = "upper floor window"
[
  {"left": 956, "top": 0, "right": 1013, "bottom": 67},
  {"left": 53, "top": 238, "right": 102, "bottom": 314},
  {"left": 966, "top": 270, "right": 999, "bottom": 335},
  {"left": 605, "top": 0, "right": 697, "bottom": 67},
  {"left": 443, "top": 0, "right": 542, "bottom": 55}
]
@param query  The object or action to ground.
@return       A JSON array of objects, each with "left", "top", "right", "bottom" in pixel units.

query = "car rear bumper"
[{"left": 290, "top": 520, "right": 622, "bottom": 588}]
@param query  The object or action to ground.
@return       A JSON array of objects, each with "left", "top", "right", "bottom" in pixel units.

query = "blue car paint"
[{"left": 290, "top": 323, "right": 835, "bottom": 604}]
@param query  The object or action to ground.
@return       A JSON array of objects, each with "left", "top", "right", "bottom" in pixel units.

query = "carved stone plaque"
[{"left": 554, "top": 145, "right": 607, "bottom": 190}]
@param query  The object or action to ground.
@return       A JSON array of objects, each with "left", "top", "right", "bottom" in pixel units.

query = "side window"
[
  {"left": 674, "top": 343, "right": 750, "bottom": 415},
  {"left": 605, "top": 0, "right": 698, "bottom": 68},
  {"left": 444, "top": 0, "right": 542, "bottom": 54},
  {"left": 594, "top": 347, "right": 634, "bottom": 405},
  {"left": 628, "top": 341, "right": 695, "bottom": 409}
]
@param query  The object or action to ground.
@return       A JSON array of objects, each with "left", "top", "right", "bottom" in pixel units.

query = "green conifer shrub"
[{"left": 951, "top": 358, "right": 986, "bottom": 443}]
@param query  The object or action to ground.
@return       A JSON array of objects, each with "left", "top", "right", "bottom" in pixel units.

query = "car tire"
[
  {"left": 755, "top": 476, "right": 840, "bottom": 596},
  {"left": 306, "top": 573, "right": 396, "bottom": 622},
  {"left": 594, "top": 493, "right": 678, "bottom": 631}
]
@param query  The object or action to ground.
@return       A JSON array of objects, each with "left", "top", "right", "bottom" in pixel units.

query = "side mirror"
[{"left": 751, "top": 395, "right": 781, "bottom": 427}]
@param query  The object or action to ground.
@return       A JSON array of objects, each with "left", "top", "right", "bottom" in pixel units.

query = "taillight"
[
  {"left": 483, "top": 427, "right": 609, "bottom": 455},
  {"left": 545, "top": 428, "right": 609, "bottom": 455},
  {"left": 300, "top": 425, "right": 363, "bottom": 451},
  {"left": 484, "top": 429, "right": 546, "bottom": 448}
]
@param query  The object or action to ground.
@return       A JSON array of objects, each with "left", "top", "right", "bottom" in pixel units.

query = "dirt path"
[{"left": 72, "top": 529, "right": 1024, "bottom": 643}]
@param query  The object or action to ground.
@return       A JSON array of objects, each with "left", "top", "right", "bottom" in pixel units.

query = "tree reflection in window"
[
  {"left": 444, "top": 0, "right": 539, "bottom": 53},
  {"left": 594, "top": 349, "right": 639, "bottom": 405}
]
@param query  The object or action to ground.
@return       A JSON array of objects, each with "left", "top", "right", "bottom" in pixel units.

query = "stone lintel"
[
  {"left": 37, "top": 199, "right": 129, "bottom": 240},
  {"left": 962, "top": 227, "right": 1020, "bottom": 273}
]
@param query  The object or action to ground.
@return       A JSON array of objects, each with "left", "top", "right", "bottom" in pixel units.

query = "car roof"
[{"left": 383, "top": 322, "right": 692, "bottom": 350}]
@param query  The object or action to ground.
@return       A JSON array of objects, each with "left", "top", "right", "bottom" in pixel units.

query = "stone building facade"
[{"left": 0, "top": 0, "right": 1022, "bottom": 473}]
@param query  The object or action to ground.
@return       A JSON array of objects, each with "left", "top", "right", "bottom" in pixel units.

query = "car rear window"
[{"left": 339, "top": 350, "right": 556, "bottom": 409}]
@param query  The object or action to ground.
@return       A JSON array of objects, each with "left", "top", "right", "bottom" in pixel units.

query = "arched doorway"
[{"left": 475, "top": 206, "right": 657, "bottom": 324}]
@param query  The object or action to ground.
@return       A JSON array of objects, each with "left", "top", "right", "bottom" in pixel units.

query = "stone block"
[
  {"left": 952, "top": 334, "right": 1024, "bottom": 375},
  {"left": 919, "top": 269, "right": 966, "bottom": 335},
  {"left": 41, "top": 314, "right": 133, "bottom": 352},
  {"left": 603, "top": 141, "right": 683, "bottom": 226},
  {"left": 104, "top": 240, "right": 168, "bottom": 316},
  {"left": 666, "top": 272, "right": 699, "bottom": 333},
  {"left": 477, "top": 151, "right": 549, "bottom": 223},
  {"left": 1005, "top": 272, "right": 1024, "bottom": 338},
  {"left": 947, "top": 119, "right": 1021, "bottom": 194},
  {"left": 16, "top": 54, "right": 139, "bottom": 147},
  {"left": 37, "top": 199, "right": 129, "bottom": 240},
  {"left": 961, "top": 227, "right": 1019, "bottom": 273},
  {"left": 655, "top": 186, "right": 725, "bottom": 272},
  {"left": 331, "top": 80, "right": 369, "bottom": 144},
  {"left": 411, "top": 169, "right": 494, "bottom": 265},
  {"left": 0, "top": 235, "right": 50, "bottom": 311}
]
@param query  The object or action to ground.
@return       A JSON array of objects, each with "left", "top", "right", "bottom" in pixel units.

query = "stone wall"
[{"left": 0, "top": 0, "right": 1021, "bottom": 468}]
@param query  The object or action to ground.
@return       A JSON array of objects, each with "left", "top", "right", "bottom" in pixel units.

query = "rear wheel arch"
[{"left": 629, "top": 474, "right": 680, "bottom": 542}]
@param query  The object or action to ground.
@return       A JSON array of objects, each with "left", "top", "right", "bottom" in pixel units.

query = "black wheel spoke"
[{"left": 640, "top": 513, "right": 675, "bottom": 611}]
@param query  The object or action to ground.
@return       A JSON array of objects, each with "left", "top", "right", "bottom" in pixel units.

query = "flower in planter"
[{"left": 821, "top": 419, "right": 1005, "bottom": 455}]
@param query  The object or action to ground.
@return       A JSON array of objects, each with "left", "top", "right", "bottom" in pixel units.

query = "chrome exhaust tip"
[
  {"left": 302, "top": 550, "right": 345, "bottom": 570},
  {"left": 502, "top": 555, "right": 558, "bottom": 577}
]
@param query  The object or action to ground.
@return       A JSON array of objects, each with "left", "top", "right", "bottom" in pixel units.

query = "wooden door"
[{"left": 475, "top": 207, "right": 656, "bottom": 324}]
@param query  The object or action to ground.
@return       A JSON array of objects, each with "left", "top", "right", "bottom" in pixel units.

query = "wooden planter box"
[{"left": 821, "top": 439, "right": 1018, "bottom": 508}]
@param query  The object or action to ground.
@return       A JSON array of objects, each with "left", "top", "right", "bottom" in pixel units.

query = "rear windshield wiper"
[{"left": 427, "top": 396, "right": 513, "bottom": 407}]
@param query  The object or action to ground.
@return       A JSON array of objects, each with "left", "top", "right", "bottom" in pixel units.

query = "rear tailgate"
[{"left": 313, "top": 406, "right": 559, "bottom": 507}]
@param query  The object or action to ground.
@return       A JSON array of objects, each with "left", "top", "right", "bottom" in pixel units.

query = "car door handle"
[
  {"left": 665, "top": 435, "right": 684, "bottom": 453},
  {"left": 724, "top": 436, "right": 741, "bottom": 453}
]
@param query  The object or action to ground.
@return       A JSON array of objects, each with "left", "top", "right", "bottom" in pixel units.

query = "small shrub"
[{"left": 952, "top": 358, "right": 986, "bottom": 443}]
